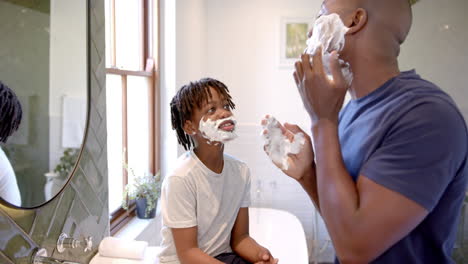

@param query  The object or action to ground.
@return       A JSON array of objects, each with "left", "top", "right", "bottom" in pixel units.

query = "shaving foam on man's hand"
[
  {"left": 262, "top": 115, "right": 305, "bottom": 171},
  {"left": 199, "top": 116, "right": 238, "bottom": 144},
  {"left": 305, "top": 13, "right": 353, "bottom": 85}
]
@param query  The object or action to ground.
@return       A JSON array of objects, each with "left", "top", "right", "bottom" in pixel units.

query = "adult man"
[{"left": 272, "top": 0, "right": 468, "bottom": 263}]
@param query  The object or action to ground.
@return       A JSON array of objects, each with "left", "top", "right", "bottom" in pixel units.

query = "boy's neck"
[{"left": 194, "top": 144, "right": 225, "bottom": 174}]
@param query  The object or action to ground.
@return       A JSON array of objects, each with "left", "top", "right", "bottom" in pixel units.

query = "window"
[{"left": 105, "top": 0, "right": 160, "bottom": 235}]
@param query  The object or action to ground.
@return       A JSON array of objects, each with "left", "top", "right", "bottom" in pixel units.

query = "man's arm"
[
  {"left": 231, "top": 208, "right": 278, "bottom": 264},
  {"left": 283, "top": 123, "right": 320, "bottom": 212},
  {"left": 262, "top": 120, "right": 321, "bottom": 212},
  {"left": 171, "top": 227, "right": 224, "bottom": 264},
  {"left": 265, "top": 121, "right": 426, "bottom": 263},
  {"left": 296, "top": 163, "right": 320, "bottom": 212},
  {"left": 312, "top": 120, "right": 427, "bottom": 263},
  {"left": 269, "top": 120, "right": 427, "bottom": 263}
]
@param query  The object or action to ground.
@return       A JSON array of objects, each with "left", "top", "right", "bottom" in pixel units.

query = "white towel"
[
  {"left": 99, "top": 237, "right": 148, "bottom": 260},
  {"left": 62, "top": 96, "right": 86, "bottom": 148},
  {"left": 90, "top": 246, "right": 161, "bottom": 264}
]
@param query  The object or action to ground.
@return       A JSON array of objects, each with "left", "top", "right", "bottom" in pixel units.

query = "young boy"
[
  {"left": 0, "top": 81, "right": 22, "bottom": 206},
  {"left": 159, "top": 78, "right": 278, "bottom": 264}
]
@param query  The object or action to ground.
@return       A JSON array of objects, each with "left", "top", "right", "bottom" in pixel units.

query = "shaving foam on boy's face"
[
  {"left": 305, "top": 13, "right": 353, "bottom": 85},
  {"left": 262, "top": 116, "right": 305, "bottom": 171},
  {"left": 198, "top": 116, "right": 238, "bottom": 144}
]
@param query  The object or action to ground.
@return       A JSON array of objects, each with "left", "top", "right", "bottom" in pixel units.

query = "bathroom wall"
[
  {"left": 48, "top": 0, "right": 88, "bottom": 172},
  {"left": 0, "top": 0, "right": 108, "bottom": 263},
  {"left": 175, "top": 0, "right": 206, "bottom": 89},
  {"left": 400, "top": 0, "right": 468, "bottom": 118},
  {"left": 173, "top": 0, "right": 468, "bottom": 262}
]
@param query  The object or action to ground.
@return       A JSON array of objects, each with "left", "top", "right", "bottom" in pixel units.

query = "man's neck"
[
  {"left": 347, "top": 54, "right": 401, "bottom": 100},
  {"left": 194, "top": 144, "right": 224, "bottom": 174}
]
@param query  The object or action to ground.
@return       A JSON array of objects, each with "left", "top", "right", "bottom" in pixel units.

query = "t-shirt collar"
[
  {"left": 190, "top": 150, "right": 224, "bottom": 176},
  {"left": 351, "top": 70, "right": 418, "bottom": 106}
]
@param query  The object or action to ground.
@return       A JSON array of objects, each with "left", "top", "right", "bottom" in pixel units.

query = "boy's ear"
[
  {"left": 183, "top": 120, "right": 197, "bottom": 135},
  {"left": 346, "top": 8, "right": 368, "bottom": 35}
]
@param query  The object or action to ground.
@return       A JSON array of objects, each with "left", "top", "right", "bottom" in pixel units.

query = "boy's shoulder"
[
  {"left": 223, "top": 153, "right": 249, "bottom": 172},
  {"left": 169, "top": 151, "right": 200, "bottom": 178},
  {"left": 223, "top": 153, "right": 246, "bottom": 165}
]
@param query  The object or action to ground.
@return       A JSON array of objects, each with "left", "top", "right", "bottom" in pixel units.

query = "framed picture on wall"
[{"left": 279, "top": 17, "right": 313, "bottom": 68}]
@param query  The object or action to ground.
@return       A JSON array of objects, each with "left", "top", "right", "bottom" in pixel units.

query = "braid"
[
  {"left": 170, "top": 96, "right": 194, "bottom": 150},
  {"left": 170, "top": 78, "right": 235, "bottom": 150},
  {"left": 0, "top": 81, "right": 22, "bottom": 143}
]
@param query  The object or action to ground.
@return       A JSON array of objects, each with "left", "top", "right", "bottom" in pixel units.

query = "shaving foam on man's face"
[
  {"left": 198, "top": 116, "right": 238, "bottom": 144},
  {"left": 305, "top": 13, "right": 353, "bottom": 85}
]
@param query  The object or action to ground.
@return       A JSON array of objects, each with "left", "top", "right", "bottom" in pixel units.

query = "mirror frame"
[{"left": 0, "top": 0, "right": 91, "bottom": 210}]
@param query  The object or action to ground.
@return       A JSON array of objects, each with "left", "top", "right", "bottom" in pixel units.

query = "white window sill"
[{"left": 114, "top": 201, "right": 162, "bottom": 242}]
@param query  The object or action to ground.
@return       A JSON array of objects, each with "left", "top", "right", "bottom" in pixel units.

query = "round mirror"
[{"left": 0, "top": 0, "right": 88, "bottom": 208}]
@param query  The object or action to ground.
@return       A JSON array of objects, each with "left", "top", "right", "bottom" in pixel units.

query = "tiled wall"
[{"left": 0, "top": 0, "right": 107, "bottom": 263}]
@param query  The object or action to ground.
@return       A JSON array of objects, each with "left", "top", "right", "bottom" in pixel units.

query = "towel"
[
  {"left": 90, "top": 246, "right": 161, "bottom": 264},
  {"left": 62, "top": 96, "right": 86, "bottom": 148},
  {"left": 99, "top": 237, "right": 148, "bottom": 260}
]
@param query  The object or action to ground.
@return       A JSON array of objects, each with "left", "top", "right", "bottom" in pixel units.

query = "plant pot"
[
  {"left": 44, "top": 172, "right": 65, "bottom": 200},
  {"left": 135, "top": 198, "right": 156, "bottom": 219}
]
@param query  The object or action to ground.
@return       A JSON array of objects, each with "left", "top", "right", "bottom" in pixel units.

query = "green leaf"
[{"left": 121, "top": 166, "right": 162, "bottom": 213}]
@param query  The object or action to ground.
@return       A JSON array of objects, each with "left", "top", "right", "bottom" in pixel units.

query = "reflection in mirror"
[
  {"left": 0, "top": 0, "right": 87, "bottom": 208},
  {"left": 0, "top": 82, "right": 22, "bottom": 206}
]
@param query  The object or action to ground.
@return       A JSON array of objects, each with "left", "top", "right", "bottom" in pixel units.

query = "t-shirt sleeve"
[
  {"left": 240, "top": 166, "right": 251, "bottom": 208},
  {"left": 161, "top": 175, "right": 197, "bottom": 228},
  {"left": 0, "top": 149, "right": 21, "bottom": 206},
  {"left": 360, "top": 99, "right": 467, "bottom": 212}
]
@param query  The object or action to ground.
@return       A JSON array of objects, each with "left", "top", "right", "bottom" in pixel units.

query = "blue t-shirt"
[{"left": 336, "top": 70, "right": 468, "bottom": 263}]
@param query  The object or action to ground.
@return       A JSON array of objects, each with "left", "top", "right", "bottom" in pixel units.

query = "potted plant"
[
  {"left": 121, "top": 165, "right": 161, "bottom": 219},
  {"left": 54, "top": 148, "right": 80, "bottom": 179}
]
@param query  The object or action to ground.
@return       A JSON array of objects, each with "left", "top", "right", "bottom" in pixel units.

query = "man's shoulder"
[
  {"left": 398, "top": 83, "right": 464, "bottom": 127},
  {"left": 394, "top": 71, "right": 453, "bottom": 103},
  {"left": 382, "top": 72, "right": 462, "bottom": 124},
  {"left": 390, "top": 79, "right": 468, "bottom": 155}
]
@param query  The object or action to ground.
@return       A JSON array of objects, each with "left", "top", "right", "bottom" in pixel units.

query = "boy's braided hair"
[
  {"left": 0, "top": 81, "right": 22, "bottom": 143},
  {"left": 170, "top": 78, "right": 235, "bottom": 150}
]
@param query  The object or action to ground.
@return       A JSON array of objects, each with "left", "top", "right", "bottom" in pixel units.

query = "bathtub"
[
  {"left": 249, "top": 207, "right": 309, "bottom": 264},
  {"left": 93, "top": 207, "right": 308, "bottom": 263}
]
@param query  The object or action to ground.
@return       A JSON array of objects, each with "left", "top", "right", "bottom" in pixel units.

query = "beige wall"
[{"left": 400, "top": 0, "right": 468, "bottom": 118}]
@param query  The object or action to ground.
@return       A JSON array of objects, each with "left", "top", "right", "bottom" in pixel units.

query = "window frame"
[{"left": 106, "top": 0, "right": 160, "bottom": 235}]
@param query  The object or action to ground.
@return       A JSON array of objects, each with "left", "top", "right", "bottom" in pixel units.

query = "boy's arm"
[
  {"left": 230, "top": 208, "right": 278, "bottom": 264},
  {"left": 171, "top": 226, "right": 224, "bottom": 264}
]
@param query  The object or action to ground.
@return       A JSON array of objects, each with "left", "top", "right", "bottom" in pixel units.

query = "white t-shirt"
[
  {"left": 159, "top": 151, "right": 251, "bottom": 264},
  {"left": 0, "top": 147, "right": 21, "bottom": 206}
]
